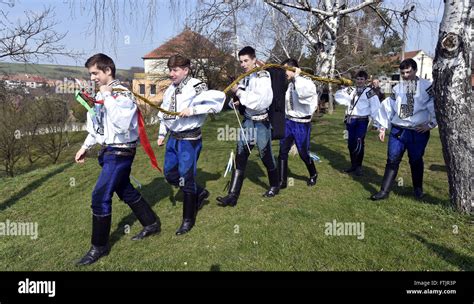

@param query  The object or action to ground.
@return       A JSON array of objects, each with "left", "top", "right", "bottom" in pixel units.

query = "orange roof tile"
[
  {"left": 143, "top": 29, "right": 220, "bottom": 59},
  {"left": 403, "top": 50, "right": 422, "bottom": 59}
]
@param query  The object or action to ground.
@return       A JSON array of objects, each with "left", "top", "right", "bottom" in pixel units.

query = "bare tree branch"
[{"left": 0, "top": 7, "right": 81, "bottom": 63}]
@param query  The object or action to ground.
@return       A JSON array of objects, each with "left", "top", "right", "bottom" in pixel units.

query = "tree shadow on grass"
[
  {"left": 0, "top": 162, "right": 74, "bottom": 212},
  {"left": 168, "top": 168, "right": 222, "bottom": 207},
  {"left": 109, "top": 176, "right": 172, "bottom": 248},
  {"left": 109, "top": 167, "right": 222, "bottom": 248},
  {"left": 311, "top": 143, "right": 450, "bottom": 207},
  {"left": 419, "top": 194, "right": 451, "bottom": 208},
  {"left": 409, "top": 233, "right": 473, "bottom": 271},
  {"left": 242, "top": 159, "right": 268, "bottom": 191},
  {"left": 195, "top": 168, "right": 221, "bottom": 209},
  {"left": 312, "top": 143, "right": 381, "bottom": 195},
  {"left": 428, "top": 164, "right": 447, "bottom": 172}
]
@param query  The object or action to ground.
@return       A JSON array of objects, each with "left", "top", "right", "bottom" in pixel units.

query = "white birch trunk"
[
  {"left": 264, "top": 0, "right": 376, "bottom": 114},
  {"left": 432, "top": 0, "right": 473, "bottom": 214}
]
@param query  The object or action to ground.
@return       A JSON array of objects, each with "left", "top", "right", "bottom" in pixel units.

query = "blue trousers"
[
  {"left": 236, "top": 118, "right": 276, "bottom": 171},
  {"left": 164, "top": 137, "right": 203, "bottom": 194},
  {"left": 387, "top": 126, "right": 430, "bottom": 188},
  {"left": 345, "top": 117, "right": 369, "bottom": 167},
  {"left": 279, "top": 119, "right": 312, "bottom": 164},
  {"left": 91, "top": 147, "right": 141, "bottom": 216}
]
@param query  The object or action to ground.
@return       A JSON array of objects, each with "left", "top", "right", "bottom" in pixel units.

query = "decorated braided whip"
[
  {"left": 110, "top": 64, "right": 352, "bottom": 116},
  {"left": 222, "top": 63, "right": 353, "bottom": 94},
  {"left": 113, "top": 88, "right": 181, "bottom": 116}
]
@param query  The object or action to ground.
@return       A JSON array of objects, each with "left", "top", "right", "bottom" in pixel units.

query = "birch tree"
[
  {"left": 432, "top": 0, "right": 472, "bottom": 214},
  {"left": 263, "top": 0, "right": 380, "bottom": 113}
]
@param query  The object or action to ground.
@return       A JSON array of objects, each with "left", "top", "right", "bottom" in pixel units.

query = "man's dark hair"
[
  {"left": 238, "top": 46, "right": 256, "bottom": 58},
  {"left": 167, "top": 54, "right": 191, "bottom": 69},
  {"left": 399, "top": 58, "right": 417, "bottom": 71},
  {"left": 281, "top": 58, "right": 299, "bottom": 68},
  {"left": 85, "top": 53, "right": 116, "bottom": 78},
  {"left": 355, "top": 70, "right": 368, "bottom": 79}
]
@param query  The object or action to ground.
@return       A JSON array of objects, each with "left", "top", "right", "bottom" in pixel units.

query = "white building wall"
[{"left": 412, "top": 51, "right": 433, "bottom": 81}]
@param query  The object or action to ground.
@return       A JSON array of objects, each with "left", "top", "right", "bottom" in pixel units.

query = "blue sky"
[{"left": 2, "top": 0, "right": 444, "bottom": 69}]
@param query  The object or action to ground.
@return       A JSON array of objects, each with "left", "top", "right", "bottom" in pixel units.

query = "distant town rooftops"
[{"left": 1, "top": 74, "right": 51, "bottom": 83}]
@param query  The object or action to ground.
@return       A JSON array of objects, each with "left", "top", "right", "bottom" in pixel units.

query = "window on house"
[
  {"left": 150, "top": 84, "right": 156, "bottom": 96},
  {"left": 139, "top": 84, "right": 145, "bottom": 95}
]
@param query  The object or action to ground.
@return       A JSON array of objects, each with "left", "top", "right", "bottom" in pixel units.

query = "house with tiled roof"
[
  {"left": 1, "top": 74, "right": 53, "bottom": 89},
  {"left": 390, "top": 50, "right": 434, "bottom": 80},
  {"left": 132, "top": 29, "right": 222, "bottom": 103}
]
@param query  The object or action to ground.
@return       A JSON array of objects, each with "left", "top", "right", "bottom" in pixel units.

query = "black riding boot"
[
  {"left": 216, "top": 169, "right": 245, "bottom": 207},
  {"left": 176, "top": 192, "right": 197, "bottom": 235},
  {"left": 197, "top": 185, "right": 210, "bottom": 210},
  {"left": 343, "top": 151, "right": 357, "bottom": 173},
  {"left": 263, "top": 168, "right": 280, "bottom": 197},
  {"left": 77, "top": 214, "right": 111, "bottom": 266},
  {"left": 410, "top": 160, "right": 425, "bottom": 199},
  {"left": 371, "top": 165, "right": 398, "bottom": 201},
  {"left": 129, "top": 197, "right": 161, "bottom": 240},
  {"left": 354, "top": 143, "right": 365, "bottom": 176},
  {"left": 278, "top": 158, "right": 288, "bottom": 189},
  {"left": 306, "top": 161, "right": 318, "bottom": 186}
]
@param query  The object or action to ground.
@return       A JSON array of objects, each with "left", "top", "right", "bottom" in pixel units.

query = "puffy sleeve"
[
  {"left": 236, "top": 72, "right": 273, "bottom": 111},
  {"left": 334, "top": 87, "right": 353, "bottom": 106},
  {"left": 368, "top": 91, "right": 381, "bottom": 121},
  {"left": 103, "top": 91, "right": 137, "bottom": 134},
  {"left": 158, "top": 123, "right": 168, "bottom": 140},
  {"left": 375, "top": 95, "right": 396, "bottom": 130},
  {"left": 191, "top": 90, "right": 226, "bottom": 115},
  {"left": 294, "top": 76, "right": 317, "bottom": 104}
]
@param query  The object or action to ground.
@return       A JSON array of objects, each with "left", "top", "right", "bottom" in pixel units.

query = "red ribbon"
[
  {"left": 91, "top": 91, "right": 161, "bottom": 172},
  {"left": 137, "top": 109, "right": 162, "bottom": 172}
]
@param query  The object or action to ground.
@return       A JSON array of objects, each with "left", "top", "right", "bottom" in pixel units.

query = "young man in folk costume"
[
  {"left": 371, "top": 59, "right": 436, "bottom": 201},
  {"left": 157, "top": 55, "right": 225, "bottom": 235},
  {"left": 216, "top": 46, "right": 279, "bottom": 207},
  {"left": 75, "top": 53, "right": 161, "bottom": 266},
  {"left": 278, "top": 59, "right": 319, "bottom": 190},
  {"left": 334, "top": 70, "right": 381, "bottom": 176}
]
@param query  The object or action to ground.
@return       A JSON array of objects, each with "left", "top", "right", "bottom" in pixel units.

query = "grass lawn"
[
  {"left": 0, "top": 62, "right": 132, "bottom": 81},
  {"left": 0, "top": 108, "right": 472, "bottom": 271}
]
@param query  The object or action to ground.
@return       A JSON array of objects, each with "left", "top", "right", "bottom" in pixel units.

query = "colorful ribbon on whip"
[
  {"left": 74, "top": 91, "right": 96, "bottom": 116},
  {"left": 73, "top": 89, "right": 162, "bottom": 173},
  {"left": 137, "top": 108, "right": 162, "bottom": 172}
]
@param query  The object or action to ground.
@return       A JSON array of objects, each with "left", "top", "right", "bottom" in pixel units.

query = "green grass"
[
  {"left": 0, "top": 62, "right": 133, "bottom": 80},
  {"left": 0, "top": 108, "right": 472, "bottom": 271}
]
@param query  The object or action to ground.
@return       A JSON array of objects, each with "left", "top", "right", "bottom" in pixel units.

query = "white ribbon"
[{"left": 224, "top": 151, "right": 235, "bottom": 177}]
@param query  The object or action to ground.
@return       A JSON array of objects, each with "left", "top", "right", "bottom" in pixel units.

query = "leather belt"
[
  {"left": 392, "top": 124, "right": 417, "bottom": 131},
  {"left": 347, "top": 115, "right": 369, "bottom": 121},
  {"left": 100, "top": 147, "right": 136, "bottom": 157},
  {"left": 170, "top": 128, "right": 202, "bottom": 140},
  {"left": 286, "top": 115, "right": 312, "bottom": 123},
  {"left": 245, "top": 113, "right": 269, "bottom": 121},
  {"left": 107, "top": 141, "right": 138, "bottom": 148}
]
